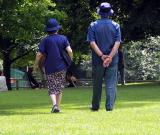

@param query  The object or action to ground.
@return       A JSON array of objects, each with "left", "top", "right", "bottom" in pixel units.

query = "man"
[
  {"left": 118, "top": 46, "right": 125, "bottom": 85},
  {"left": 26, "top": 67, "right": 39, "bottom": 89},
  {"left": 87, "top": 2, "right": 121, "bottom": 111},
  {"left": 66, "top": 71, "right": 77, "bottom": 87}
]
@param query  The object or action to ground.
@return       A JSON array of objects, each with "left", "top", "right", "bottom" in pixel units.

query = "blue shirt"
[
  {"left": 87, "top": 18, "right": 121, "bottom": 66},
  {"left": 38, "top": 34, "right": 70, "bottom": 75}
]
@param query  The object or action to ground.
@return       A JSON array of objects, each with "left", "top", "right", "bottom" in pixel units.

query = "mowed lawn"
[{"left": 0, "top": 83, "right": 160, "bottom": 135}]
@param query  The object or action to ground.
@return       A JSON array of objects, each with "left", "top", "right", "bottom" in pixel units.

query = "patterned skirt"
[{"left": 46, "top": 70, "right": 66, "bottom": 95}]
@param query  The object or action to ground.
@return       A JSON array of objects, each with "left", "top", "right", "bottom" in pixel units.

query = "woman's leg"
[
  {"left": 56, "top": 93, "right": 62, "bottom": 110},
  {"left": 50, "top": 94, "right": 60, "bottom": 113},
  {"left": 50, "top": 94, "right": 56, "bottom": 106}
]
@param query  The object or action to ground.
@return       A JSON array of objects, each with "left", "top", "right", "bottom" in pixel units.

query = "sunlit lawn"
[{"left": 0, "top": 83, "right": 160, "bottom": 135}]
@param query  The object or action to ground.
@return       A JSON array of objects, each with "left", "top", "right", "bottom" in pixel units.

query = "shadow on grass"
[
  {"left": 0, "top": 83, "right": 159, "bottom": 115},
  {"left": 115, "top": 102, "right": 156, "bottom": 109},
  {"left": 0, "top": 111, "right": 50, "bottom": 116},
  {"left": 62, "top": 101, "right": 157, "bottom": 111}
]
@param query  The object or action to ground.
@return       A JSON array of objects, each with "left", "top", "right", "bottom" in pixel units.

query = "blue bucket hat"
[
  {"left": 97, "top": 2, "right": 114, "bottom": 17},
  {"left": 45, "top": 18, "right": 62, "bottom": 32}
]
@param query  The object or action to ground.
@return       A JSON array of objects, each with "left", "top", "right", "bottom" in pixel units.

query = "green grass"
[{"left": 0, "top": 83, "right": 160, "bottom": 135}]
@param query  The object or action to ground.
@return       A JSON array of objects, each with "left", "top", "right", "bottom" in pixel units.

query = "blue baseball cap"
[
  {"left": 97, "top": 2, "right": 114, "bottom": 17},
  {"left": 45, "top": 18, "right": 62, "bottom": 32}
]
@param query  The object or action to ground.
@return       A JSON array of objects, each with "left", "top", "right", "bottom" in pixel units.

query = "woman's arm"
[
  {"left": 66, "top": 46, "right": 73, "bottom": 60},
  {"left": 34, "top": 52, "right": 45, "bottom": 73}
]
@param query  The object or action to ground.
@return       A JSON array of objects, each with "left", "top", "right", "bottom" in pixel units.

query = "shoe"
[
  {"left": 90, "top": 105, "right": 99, "bottom": 111},
  {"left": 51, "top": 105, "right": 60, "bottom": 113},
  {"left": 90, "top": 107, "right": 99, "bottom": 111},
  {"left": 106, "top": 108, "right": 113, "bottom": 111}
]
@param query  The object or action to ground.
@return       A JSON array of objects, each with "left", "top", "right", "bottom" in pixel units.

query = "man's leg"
[
  {"left": 104, "top": 64, "right": 118, "bottom": 111},
  {"left": 120, "top": 68, "right": 125, "bottom": 85},
  {"left": 92, "top": 65, "right": 104, "bottom": 110}
]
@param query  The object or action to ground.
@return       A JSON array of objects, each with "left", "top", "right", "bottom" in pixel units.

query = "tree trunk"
[
  {"left": 3, "top": 53, "right": 11, "bottom": 90},
  {"left": 0, "top": 37, "right": 12, "bottom": 90}
]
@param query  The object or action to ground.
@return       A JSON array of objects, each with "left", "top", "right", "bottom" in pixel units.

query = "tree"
[
  {"left": 122, "top": 0, "right": 160, "bottom": 40},
  {"left": 88, "top": 0, "right": 160, "bottom": 41},
  {"left": 55, "top": 0, "right": 93, "bottom": 63},
  {"left": 0, "top": 0, "right": 66, "bottom": 90}
]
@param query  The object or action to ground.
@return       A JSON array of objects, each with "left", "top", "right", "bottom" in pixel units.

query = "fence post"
[{"left": 16, "top": 79, "right": 19, "bottom": 90}]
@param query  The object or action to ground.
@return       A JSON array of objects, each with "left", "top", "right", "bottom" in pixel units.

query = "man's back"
[
  {"left": 91, "top": 19, "right": 119, "bottom": 53},
  {"left": 87, "top": 18, "right": 121, "bottom": 65}
]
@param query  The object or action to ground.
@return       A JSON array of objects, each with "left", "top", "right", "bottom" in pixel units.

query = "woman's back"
[{"left": 38, "top": 34, "right": 69, "bottom": 74}]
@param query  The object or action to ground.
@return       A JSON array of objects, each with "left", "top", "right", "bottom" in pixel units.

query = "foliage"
[
  {"left": 88, "top": 0, "right": 160, "bottom": 40},
  {"left": 12, "top": 51, "right": 36, "bottom": 67},
  {"left": 0, "top": 59, "right": 2, "bottom": 70},
  {"left": 0, "top": 0, "right": 160, "bottom": 86},
  {"left": 56, "top": 0, "right": 160, "bottom": 65},
  {"left": 1, "top": 0, "right": 51, "bottom": 39},
  {"left": 0, "top": 0, "right": 67, "bottom": 89},
  {"left": 122, "top": 0, "right": 160, "bottom": 40},
  {"left": 0, "top": 83, "right": 160, "bottom": 134},
  {"left": 1, "top": 0, "right": 159, "bottom": 65},
  {"left": 124, "top": 36, "right": 160, "bottom": 80},
  {"left": 0, "top": 0, "right": 67, "bottom": 66},
  {"left": 55, "top": 0, "right": 93, "bottom": 63}
]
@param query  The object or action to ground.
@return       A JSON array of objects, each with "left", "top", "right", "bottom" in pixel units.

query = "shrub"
[{"left": 124, "top": 36, "right": 160, "bottom": 81}]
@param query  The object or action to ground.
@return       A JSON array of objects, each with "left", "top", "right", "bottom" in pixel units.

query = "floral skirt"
[{"left": 46, "top": 70, "right": 66, "bottom": 95}]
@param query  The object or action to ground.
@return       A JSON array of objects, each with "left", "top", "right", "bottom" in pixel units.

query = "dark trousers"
[
  {"left": 118, "top": 67, "right": 125, "bottom": 85},
  {"left": 92, "top": 64, "right": 118, "bottom": 110}
]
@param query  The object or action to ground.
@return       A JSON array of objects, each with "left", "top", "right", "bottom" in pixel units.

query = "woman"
[
  {"left": 0, "top": 70, "right": 8, "bottom": 91},
  {"left": 35, "top": 18, "right": 73, "bottom": 113}
]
